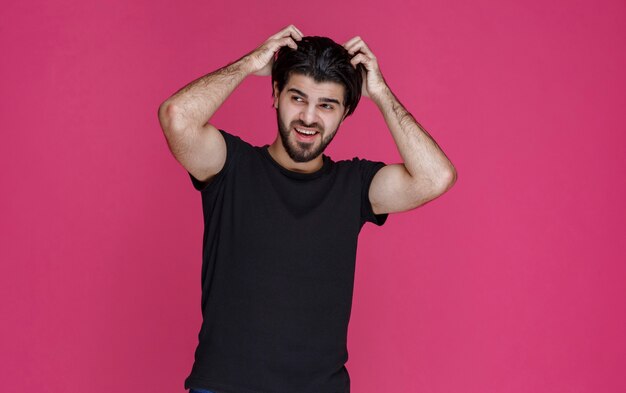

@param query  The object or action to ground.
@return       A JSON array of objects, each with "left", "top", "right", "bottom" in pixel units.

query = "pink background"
[{"left": 1, "top": 0, "right": 625, "bottom": 392}]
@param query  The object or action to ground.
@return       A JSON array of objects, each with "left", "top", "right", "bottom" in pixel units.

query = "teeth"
[{"left": 296, "top": 128, "right": 317, "bottom": 135}]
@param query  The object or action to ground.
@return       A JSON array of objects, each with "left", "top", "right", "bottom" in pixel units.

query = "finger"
[
  {"left": 346, "top": 41, "right": 369, "bottom": 58},
  {"left": 352, "top": 53, "right": 376, "bottom": 73},
  {"left": 345, "top": 40, "right": 362, "bottom": 55},
  {"left": 286, "top": 25, "right": 303, "bottom": 41},
  {"left": 347, "top": 40, "right": 375, "bottom": 59},
  {"left": 291, "top": 30, "right": 303, "bottom": 41},
  {"left": 272, "top": 25, "right": 298, "bottom": 40},
  {"left": 350, "top": 53, "right": 369, "bottom": 68},
  {"left": 270, "top": 26, "right": 288, "bottom": 39},
  {"left": 343, "top": 36, "right": 361, "bottom": 49},
  {"left": 358, "top": 42, "right": 375, "bottom": 58},
  {"left": 292, "top": 25, "right": 304, "bottom": 39},
  {"left": 279, "top": 36, "right": 298, "bottom": 50},
  {"left": 282, "top": 25, "right": 304, "bottom": 41}
]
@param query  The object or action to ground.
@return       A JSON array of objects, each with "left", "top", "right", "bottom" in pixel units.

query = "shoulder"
[
  {"left": 188, "top": 129, "right": 256, "bottom": 192},
  {"left": 216, "top": 129, "right": 261, "bottom": 161},
  {"left": 336, "top": 157, "right": 388, "bottom": 227},
  {"left": 217, "top": 129, "right": 253, "bottom": 149}
]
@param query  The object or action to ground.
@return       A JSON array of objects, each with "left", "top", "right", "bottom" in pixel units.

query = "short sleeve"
[
  {"left": 358, "top": 159, "right": 389, "bottom": 227},
  {"left": 188, "top": 129, "right": 240, "bottom": 192}
]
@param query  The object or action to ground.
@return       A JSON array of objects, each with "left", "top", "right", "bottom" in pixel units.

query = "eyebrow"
[{"left": 287, "top": 88, "right": 342, "bottom": 106}]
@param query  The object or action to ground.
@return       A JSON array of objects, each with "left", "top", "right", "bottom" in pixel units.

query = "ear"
[{"left": 272, "top": 81, "right": 279, "bottom": 109}]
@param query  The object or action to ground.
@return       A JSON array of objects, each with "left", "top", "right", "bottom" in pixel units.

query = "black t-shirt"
[{"left": 184, "top": 129, "right": 388, "bottom": 393}]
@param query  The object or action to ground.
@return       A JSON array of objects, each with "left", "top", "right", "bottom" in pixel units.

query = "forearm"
[
  {"left": 159, "top": 55, "right": 252, "bottom": 131},
  {"left": 372, "top": 86, "right": 456, "bottom": 186}
]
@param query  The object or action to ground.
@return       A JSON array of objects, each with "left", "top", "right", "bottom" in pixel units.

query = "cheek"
[
  {"left": 278, "top": 107, "right": 294, "bottom": 125},
  {"left": 322, "top": 115, "right": 342, "bottom": 130},
  {"left": 281, "top": 106, "right": 298, "bottom": 120}
]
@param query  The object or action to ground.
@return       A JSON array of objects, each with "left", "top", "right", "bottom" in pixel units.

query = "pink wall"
[{"left": 1, "top": 0, "right": 625, "bottom": 392}]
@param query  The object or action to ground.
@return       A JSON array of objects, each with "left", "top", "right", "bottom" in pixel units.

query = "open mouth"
[{"left": 294, "top": 127, "right": 320, "bottom": 141}]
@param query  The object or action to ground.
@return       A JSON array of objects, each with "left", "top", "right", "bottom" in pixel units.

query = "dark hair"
[{"left": 271, "top": 36, "right": 364, "bottom": 118}]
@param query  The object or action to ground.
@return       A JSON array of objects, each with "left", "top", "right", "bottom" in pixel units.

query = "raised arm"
[
  {"left": 157, "top": 25, "right": 303, "bottom": 184},
  {"left": 343, "top": 36, "right": 457, "bottom": 215}
]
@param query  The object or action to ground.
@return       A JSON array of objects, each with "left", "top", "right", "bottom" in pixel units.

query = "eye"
[
  {"left": 321, "top": 104, "right": 334, "bottom": 110},
  {"left": 292, "top": 96, "right": 304, "bottom": 102}
]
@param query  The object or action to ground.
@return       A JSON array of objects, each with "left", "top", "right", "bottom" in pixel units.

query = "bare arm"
[
  {"left": 369, "top": 86, "right": 457, "bottom": 212},
  {"left": 343, "top": 36, "right": 457, "bottom": 214},
  {"left": 157, "top": 25, "right": 303, "bottom": 183},
  {"left": 157, "top": 60, "right": 247, "bottom": 183}
]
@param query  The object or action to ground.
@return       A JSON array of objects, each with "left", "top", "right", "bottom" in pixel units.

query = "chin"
[{"left": 286, "top": 141, "right": 322, "bottom": 163}]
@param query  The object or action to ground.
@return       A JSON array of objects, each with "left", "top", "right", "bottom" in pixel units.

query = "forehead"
[{"left": 284, "top": 73, "right": 345, "bottom": 104}]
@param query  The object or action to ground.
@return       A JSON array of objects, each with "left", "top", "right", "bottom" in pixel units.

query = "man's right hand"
[{"left": 244, "top": 25, "right": 304, "bottom": 76}]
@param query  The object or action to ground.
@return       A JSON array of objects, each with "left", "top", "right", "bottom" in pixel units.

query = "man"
[{"left": 158, "top": 25, "right": 456, "bottom": 393}]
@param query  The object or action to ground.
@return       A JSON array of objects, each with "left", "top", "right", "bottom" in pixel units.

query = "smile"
[
  {"left": 295, "top": 127, "right": 319, "bottom": 135},
  {"left": 294, "top": 127, "right": 320, "bottom": 142}
]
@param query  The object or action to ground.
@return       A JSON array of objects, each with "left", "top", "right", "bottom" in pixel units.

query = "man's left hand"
[{"left": 343, "top": 36, "right": 388, "bottom": 101}]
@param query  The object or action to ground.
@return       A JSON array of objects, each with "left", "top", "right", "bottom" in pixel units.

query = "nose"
[{"left": 299, "top": 103, "right": 318, "bottom": 127}]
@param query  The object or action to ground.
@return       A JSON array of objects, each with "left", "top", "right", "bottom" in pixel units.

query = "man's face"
[{"left": 273, "top": 73, "right": 348, "bottom": 163}]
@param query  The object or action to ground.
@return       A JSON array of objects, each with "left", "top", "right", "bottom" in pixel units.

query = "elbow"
[
  {"left": 158, "top": 101, "right": 172, "bottom": 124},
  {"left": 445, "top": 167, "right": 458, "bottom": 190},
  {"left": 437, "top": 166, "right": 457, "bottom": 192},
  {"left": 158, "top": 102, "right": 184, "bottom": 134},
  {"left": 448, "top": 166, "right": 458, "bottom": 185}
]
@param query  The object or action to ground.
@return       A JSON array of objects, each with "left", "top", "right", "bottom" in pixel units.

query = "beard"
[{"left": 275, "top": 109, "right": 339, "bottom": 163}]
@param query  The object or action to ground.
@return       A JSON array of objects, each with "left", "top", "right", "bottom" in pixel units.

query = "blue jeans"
[{"left": 189, "top": 389, "right": 216, "bottom": 393}]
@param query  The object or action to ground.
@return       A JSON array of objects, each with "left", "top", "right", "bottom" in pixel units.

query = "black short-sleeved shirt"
[{"left": 184, "top": 129, "right": 388, "bottom": 393}]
